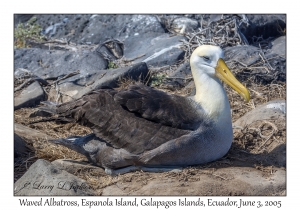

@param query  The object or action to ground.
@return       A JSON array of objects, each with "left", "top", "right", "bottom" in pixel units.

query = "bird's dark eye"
[{"left": 202, "top": 56, "right": 210, "bottom": 61}]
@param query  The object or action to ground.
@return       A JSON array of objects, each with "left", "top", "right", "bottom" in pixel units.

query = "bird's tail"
[
  {"left": 50, "top": 134, "right": 140, "bottom": 169},
  {"left": 39, "top": 94, "right": 90, "bottom": 122},
  {"left": 49, "top": 133, "right": 100, "bottom": 151}
]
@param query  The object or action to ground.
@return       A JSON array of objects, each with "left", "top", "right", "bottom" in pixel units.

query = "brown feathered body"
[{"left": 45, "top": 84, "right": 230, "bottom": 170}]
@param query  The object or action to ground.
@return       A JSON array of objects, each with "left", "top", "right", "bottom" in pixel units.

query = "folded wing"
[{"left": 49, "top": 85, "right": 206, "bottom": 155}]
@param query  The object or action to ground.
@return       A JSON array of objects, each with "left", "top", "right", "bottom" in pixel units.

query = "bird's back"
[{"left": 49, "top": 85, "right": 208, "bottom": 155}]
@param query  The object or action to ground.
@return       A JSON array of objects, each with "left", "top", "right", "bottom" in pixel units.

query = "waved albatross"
[{"left": 42, "top": 45, "right": 250, "bottom": 175}]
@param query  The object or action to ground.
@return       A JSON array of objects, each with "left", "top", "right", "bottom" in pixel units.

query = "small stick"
[
  {"left": 250, "top": 55, "right": 281, "bottom": 67},
  {"left": 49, "top": 70, "right": 80, "bottom": 85},
  {"left": 188, "top": 28, "right": 209, "bottom": 44},
  {"left": 14, "top": 78, "right": 33, "bottom": 92},
  {"left": 248, "top": 88, "right": 262, "bottom": 97},
  {"left": 257, "top": 121, "right": 278, "bottom": 150},
  {"left": 15, "top": 68, "right": 50, "bottom": 91},
  {"left": 233, "top": 59, "right": 248, "bottom": 67},
  {"left": 258, "top": 44, "right": 274, "bottom": 71},
  {"left": 215, "top": 20, "right": 234, "bottom": 34},
  {"left": 55, "top": 82, "right": 61, "bottom": 103},
  {"left": 122, "top": 54, "right": 146, "bottom": 63}
]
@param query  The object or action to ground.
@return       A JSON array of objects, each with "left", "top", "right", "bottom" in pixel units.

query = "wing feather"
[
  {"left": 52, "top": 85, "right": 206, "bottom": 154},
  {"left": 115, "top": 84, "right": 203, "bottom": 130}
]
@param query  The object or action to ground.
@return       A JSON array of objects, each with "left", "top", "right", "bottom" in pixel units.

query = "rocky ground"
[{"left": 14, "top": 14, "right": 286, "bottom": 196}]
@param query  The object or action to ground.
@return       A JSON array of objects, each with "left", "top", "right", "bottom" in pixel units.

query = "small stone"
[
  {"left": 14, "top": 123, "right": 52, "bottom": 141},
  {"left": 268, "top": 36, "right": 286, "bottom": 58},
  {"left": 14, "top": 133, "right": 33, "bottom": 158},
  {"left": 14, "top": 81, "right": 45, "bottom": 110},
  {"left": 233, "top": 100, "right": 285, "bottom": 128}
]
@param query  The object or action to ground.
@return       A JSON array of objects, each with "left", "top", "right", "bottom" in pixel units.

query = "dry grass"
[
  {"left": 14, "top": 108, "right": 92, "bottom": 181},
  {"left": 226, "top": 82, "right": 286, "bottom": 121}
]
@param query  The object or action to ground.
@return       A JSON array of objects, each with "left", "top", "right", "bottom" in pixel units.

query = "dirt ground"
[{"left": 14, "top": 79, "right": 286, "bottom": 196}]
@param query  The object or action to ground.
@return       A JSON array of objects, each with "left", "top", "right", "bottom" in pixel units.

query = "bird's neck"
[{"left": 192, "top": 72, "right": 231, "bottom": 122}]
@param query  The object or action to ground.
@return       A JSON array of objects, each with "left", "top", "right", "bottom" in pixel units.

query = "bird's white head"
[
  {"left": 190, "top": 45, "right": 224, "bottom": 77},
  {"left": 190, "top": 45, "right": 250, "bottom": 102}
]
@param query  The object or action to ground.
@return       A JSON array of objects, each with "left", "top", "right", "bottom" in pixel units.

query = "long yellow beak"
[{"left": 215, "top": 58, "right": 250, "bottom": 102}]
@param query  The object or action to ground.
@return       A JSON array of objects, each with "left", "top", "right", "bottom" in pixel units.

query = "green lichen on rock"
[
  {"left": 150, "top": 73, "right": 167, "bottom": 87},
  {"left": 14, "top": 16, "right": 45, "bottom": 48},
  {"left": 108, "top": 61, "right": 118, "bottom": 69}
]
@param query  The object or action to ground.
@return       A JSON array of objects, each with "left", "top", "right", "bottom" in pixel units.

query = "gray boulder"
[
  {"left": 48, "top": 62, "right": 149, "bottom": 102},
  {"left": 14, "top": 81, "right": 45, "bottom": 110},
  {"left": 234, "top": 100, "right": 286, "bottom": 168},
  {"left": 14, "top": 123, "right": 52, "bottom": 141},
  {"left": 35, "top": 14, "right": 91, "bottom": 42},
  {"left": 34, "top": 14, "right": 165, "bottom": 45},
  {"left": 14, "top": 133, "right": 33, "bottom": 158},
  {"left": 268, "top": 36, "right": 286, "bottom": 58},
  {"left": 14, "top": 14, "right": 34, "bottom": 27},
  {"left": 240, "top": 14, "right": 286, "bottom": 42},
  {"left": 80, "top": 15, "right": 165, "bottom": 44},
  {"left": 263, "top": 36, "right": 286, "bottom": 82},
  {"left": 14, "top": 48, "right": 107, "bottom": 79},
  {"left": 224, "top": 45, "right": 286, "bottom": 83},
  {"left": 14, "top": 159, "right": 94, "bottom": 195},
  {"left": 124, "top": 33, "right": 186, "bottom": 67},
  {"left": 224, "top": 45, "right": 261, "bottom": 67},
  {"left": 234, "top": 100, "right": 285, "bottom": 128},
  {"left": 161, "top": 61, "right": 192, "bottom": 90}
]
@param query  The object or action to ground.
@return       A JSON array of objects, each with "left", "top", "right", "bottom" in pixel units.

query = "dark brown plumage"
[{"left": 48, "top": 85, "right": 207, "bottom": 155}]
